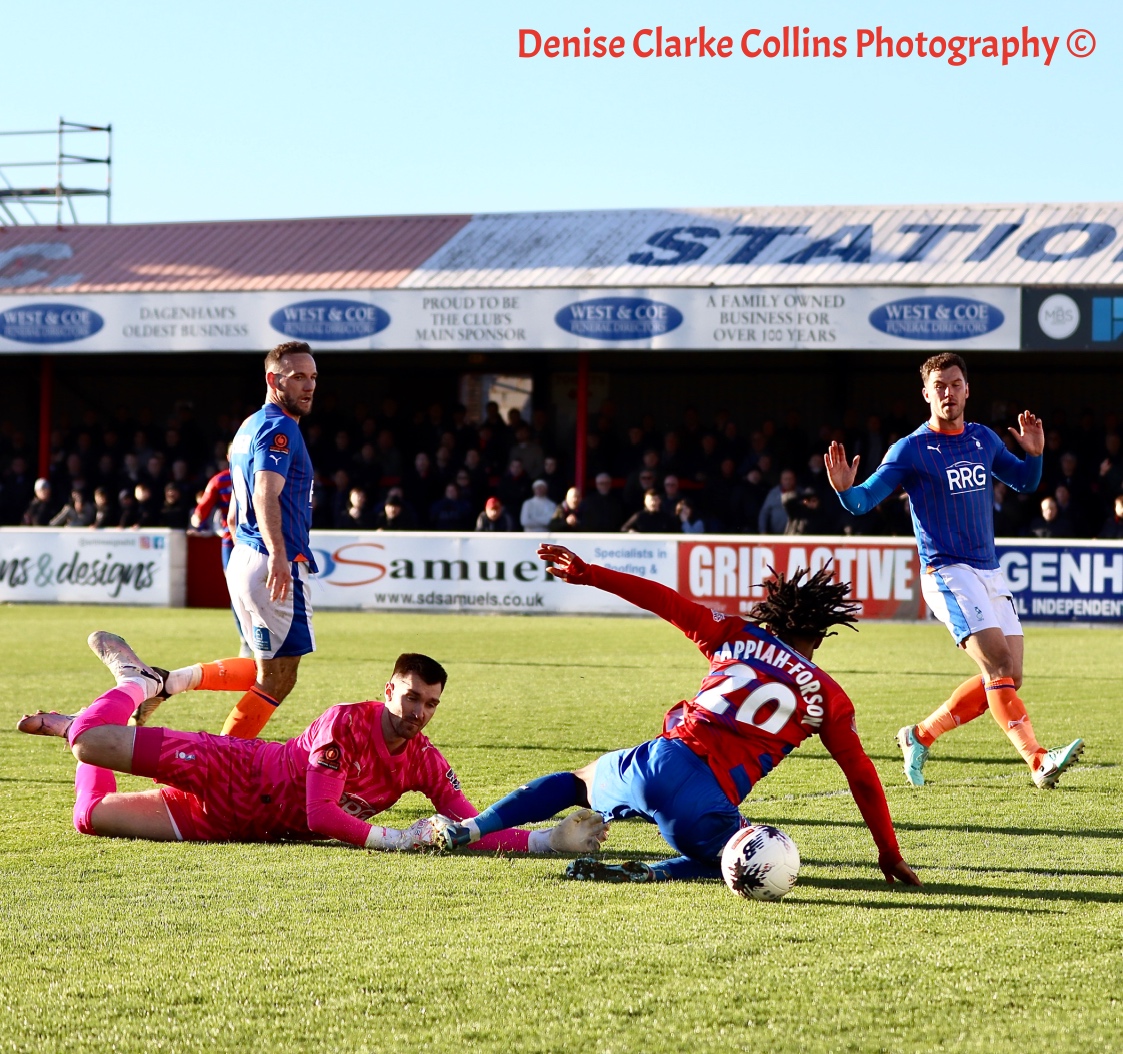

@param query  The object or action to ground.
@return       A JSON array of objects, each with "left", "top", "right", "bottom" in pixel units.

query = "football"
[{"left": 720, "top": 824, "right": 801, "bottom": 901}]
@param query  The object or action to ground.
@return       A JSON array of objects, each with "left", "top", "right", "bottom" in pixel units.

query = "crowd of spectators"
[{"left": 3, "top": 396, "right": 1123, "bottom": 541}]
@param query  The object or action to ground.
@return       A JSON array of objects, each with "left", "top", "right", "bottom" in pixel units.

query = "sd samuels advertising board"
[
  {"left": 0, "top": 529, "right": 186, "bottom": 605},
  {"left": 307, "top": 531, "right": 677, "bottom": 613}
]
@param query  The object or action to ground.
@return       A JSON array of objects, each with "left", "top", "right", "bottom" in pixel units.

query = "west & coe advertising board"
[
  {"left": 0, "top": 529, "right": 186, "bottom": 606},
  {"left": 0, "top": 286, "right": 1021, "bottom": 352}
]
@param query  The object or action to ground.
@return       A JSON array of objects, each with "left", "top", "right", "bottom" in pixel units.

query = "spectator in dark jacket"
[
  {"left": 581, "top": 473, "right": 624, "bottom": 532},
  {"left": 621, "top": 490, "right": 680, "bottom": 533},
  {"left": 50, "top": 489, "right": 96, "bottom": 528},
  {"left": 1027, "top": 496, "right": 1072, "bottom": 538},
  {"left": 430, "top": 483, "right": 473, "bottom": 531},
  {"left": 548, "top": 487, "right": 584, "bottom": 532},
  {"left": 160, "top": 483, "right": 192, "bottom": 529},
  {"left": 783, "top": 488, "right": 832, "bottom": 536},
  {"left": 23, "top": 478, "right": 55, "bottom": 525},
  {"left": 1097, "top": 494, "right": 1123, "bottom": 539},
  {"left": 475, "top": 496, "right": 516, "bottom": 532},
  {"left": 375, "top": 491, "right": 418, "bottom": 531}
]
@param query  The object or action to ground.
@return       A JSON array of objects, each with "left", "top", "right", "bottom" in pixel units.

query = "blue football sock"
[
  {"left": 649, "top": 856, "right": 722, "bottom": 882},
  {"left": 471, "top": 772, "right": 585, "bottom": 837}
]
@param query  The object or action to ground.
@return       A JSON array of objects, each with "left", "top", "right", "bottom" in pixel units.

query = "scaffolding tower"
[{"left": 0, "top": 118, "right": 111, "bottom": 225}]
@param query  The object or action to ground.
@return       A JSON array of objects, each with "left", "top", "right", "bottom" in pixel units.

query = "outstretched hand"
[
  {"left": 1008, "top": 410, "right": 1044, "bottom": 456},
  {"left": 881, "top": 858, "right": 923, "bottom": 887},
  {"left": 537, "top": 544, "right": 592, "bottom": 585},
  {"left": 824, "top": 441, "right": 860, "bottom": 493}
]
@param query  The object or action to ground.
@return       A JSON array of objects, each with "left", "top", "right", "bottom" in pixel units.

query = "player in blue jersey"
[
  {"left": 147, "top": 341, "right": 318, "bottom": 740},
  {"left": 825, "top": 352, "right": 1083, "bottom": 789}
]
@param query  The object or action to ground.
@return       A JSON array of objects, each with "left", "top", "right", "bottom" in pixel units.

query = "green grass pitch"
[{"left": 0, "top": 605, "right": 1120, "bottom": 1053}]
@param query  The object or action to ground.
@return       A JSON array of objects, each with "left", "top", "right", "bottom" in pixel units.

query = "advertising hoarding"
[{"left": 0, "top": 529, "right": 186, "bottom": 606}]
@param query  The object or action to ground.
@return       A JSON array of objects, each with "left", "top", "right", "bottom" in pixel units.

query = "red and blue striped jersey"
[
  {"left": 194, "top": 469, "right": 233, "bottom": 543},
  {"left": 838, "top": 422, "right": 1041, "bottom": 570},
  {"left": 229, "top": 403, "right": 317, "bottom": 570},
  {"left": 580, "top": 564, "right": 902, "bottom": 864}
]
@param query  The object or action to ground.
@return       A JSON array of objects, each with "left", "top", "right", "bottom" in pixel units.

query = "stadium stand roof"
[{"left": 2, "top": 203, "right": 1123, "bottom": 294}]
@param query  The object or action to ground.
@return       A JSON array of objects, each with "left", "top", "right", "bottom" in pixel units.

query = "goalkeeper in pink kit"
[{"left": 18, "top": 634, "right": 605, "bottom": 855}]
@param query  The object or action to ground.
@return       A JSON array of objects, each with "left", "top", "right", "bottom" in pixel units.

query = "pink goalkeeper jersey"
[{"left": 178, "top": 701, "right": 526, "bottom": 850}]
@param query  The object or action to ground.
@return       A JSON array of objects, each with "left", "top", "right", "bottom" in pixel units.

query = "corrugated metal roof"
[
  {"left": 402, "top": 203, "right": 1123, "bottom": 288},
  {"left": 2, "top": 204, "right": 1123, "bottom": 294},
  {"left": 0, "top": 214, "right": 472, "bottom": 293}
]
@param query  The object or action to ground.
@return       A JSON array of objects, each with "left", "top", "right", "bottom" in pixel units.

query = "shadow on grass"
[
  {"left": 762, "top": 815, "right": 1123, "bottom": 840},
  {"left": 795, "top": 873, "right": 1123, "bottom": 904},
  {"left": 802, "top": 857, "right": 1123, "bottom": 880},
  {"left": 787, "top": 751, "right": 1029, "bottom": 766},
  {"left": 785, "top": 894, "right": 1056, "bottom": 914}
]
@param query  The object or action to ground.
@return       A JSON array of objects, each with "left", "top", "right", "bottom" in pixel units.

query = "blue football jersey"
[
  {"left": 838, "top": 422, "right": 1041, "bottom": 570},
  {"left": 229, "top": 403, "right": 317, "bottom": 571}
]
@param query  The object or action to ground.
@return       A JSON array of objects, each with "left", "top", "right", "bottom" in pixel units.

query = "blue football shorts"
[{"left": 590, "top": 736, "right": 744, "bottom": 862}]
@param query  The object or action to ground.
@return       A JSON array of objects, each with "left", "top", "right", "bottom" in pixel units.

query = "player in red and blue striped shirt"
[
  {"left": 826, "top": 352, "right": 1083, "bottom": 789},
  {"left": 440, "top": 544, "right": 921, "bottom": 887}
]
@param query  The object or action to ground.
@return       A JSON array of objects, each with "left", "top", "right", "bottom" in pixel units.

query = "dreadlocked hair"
[{"left": 747, "top": 564, "right": 860, "bottom": 642}]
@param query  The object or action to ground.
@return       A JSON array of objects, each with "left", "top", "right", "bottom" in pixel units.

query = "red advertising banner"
[{"left": 677, "top": 537, "right": 925, "bottom": 620}]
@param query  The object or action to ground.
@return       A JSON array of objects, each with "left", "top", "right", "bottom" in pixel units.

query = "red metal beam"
[
  {"left": 37, "top": 355, "right": 53, "bottom": 478},
  {"left": 574, "top": 350, "right": 589, "bottom": 490}
]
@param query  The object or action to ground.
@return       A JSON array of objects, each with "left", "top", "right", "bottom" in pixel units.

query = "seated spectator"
[
  {"left": 1, "top": 456, "right": 35, "bottom": 525},
  {"left": 731, "top": 465, "right": 769, "bottom": 533},
  {"left": 351, "top": 442, "right": 381, "bottom": 494},
  {"left": 1026, "top": 496, "right": 1072, "bottom": 538},
  {"left": 623, "top": 451, "right": 661, "bottom": 513},
  {"left": 91, "top": 487, "right": 116, "bottom": 529},
  {"left": 581, "top": 472, "right": 624, "bottom": 532},
  {"left": 22, "top": 478, "right": 54, "bottom": 526},
  {"left": 662, "top": 475, "right": 683, "bottom": 509},
  {"left": 454, "top": 467, "right": 481, "bottom": 515},
  {"left": 782, "top": 487, "right": 830, "bottom": 536},
  {"left": 621, "top": 490, "right": 680, "bottom": 533},
  {"left": 1097, "top": 494, "right": 1123, "bottom": 539},
  {"left": 676, "top": 498, "right": 705, "bottom": 534},
  {"left": 375, "top": 491, "right": 417, "bottom": 531},
  {"left": 49, "top": 489, "right": 95, "bottom": 528},
  {"left": 509, "top": 424, "right": 544, "bottom": 480},
  {"left": 520, "top": 479, "right": 556, "bottom": 532},
  {"left": 540, "top": 455, "right": 567, "bottom": 504},
  {"left": 160, "top": 483, "right": 192, "bottom": 529},
  {"left": 132, "top": 482, "right": 161, "bottom": 529},
  {"left": 340, "top": 488, "right": 377, "bottom": 530},
  {"left": 758, "top": 469, "right": 799, "bottom": 534},
  {"left": 548, "top": 487, "right": 584, "bottom": 532},
  {"left": 992, "top": 481, "right": 1022, "bottom": 538},
  {"left": 476, "top": 496, "right": 516, "bottom": 532},
  {"left": 376, "top": 429, "right": 403, "bottom": 483},
  {"left": 498, "top": 457, "right": 533, "bottom": 513},
  {"left": 429, "top": 483, "right": 473, "bottom": 531},
  {"left": 461, "top": 448, "right": 488, "bottom": 499},
  {"left": 1053, "top": 485, "right": 1081, "bottom": 536},
  {"left": 116, "top": 488, "right": 140, "bottom": 528},
  {"left": 403, "top": 451, "right": 441, "bottom": 527}
]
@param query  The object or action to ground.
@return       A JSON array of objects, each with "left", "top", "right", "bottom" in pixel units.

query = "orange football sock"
[
  {"left": 198, "top": 658, "right": 258, "bottom": 693},
  {"left": 984, "top": 678, "right": 1046, "bottom": 769},
  {"left": 221, "top": 686, "right": 280, "bottom": 739},
  {"left": 915, "top": 677, "right": 989, "bottom": 746}
]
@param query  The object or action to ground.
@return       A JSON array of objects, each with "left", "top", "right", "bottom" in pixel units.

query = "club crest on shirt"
[
  {"left": 444, "top": 767, "right": 462, "bottom": 791},
  {"left": 315, "top": 743, "right": 342, "bottom": 771}
]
